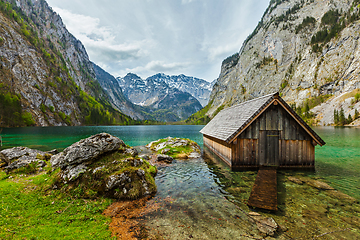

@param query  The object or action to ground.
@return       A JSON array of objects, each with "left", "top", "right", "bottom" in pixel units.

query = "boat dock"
[{"left": 247, "top": 167, "right": 278, "bottom": 211}]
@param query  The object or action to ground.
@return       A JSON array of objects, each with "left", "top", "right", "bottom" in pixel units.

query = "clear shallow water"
[{"left": 1, "top": 125, "right": 360, "bottom": 238}]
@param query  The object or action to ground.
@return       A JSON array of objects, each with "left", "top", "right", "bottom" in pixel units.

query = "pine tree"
[
  {"left": 334, "top": 109, "right": 339, "bottom": 125},
  {"left": 355, "top": 109, "right": 359, "bottom": 120},
  {"left": 347, "top": 114, "right": 352, "bottom": 124},
  {"left": 339, "top": 108, "right": 346, "bottom": 126}
]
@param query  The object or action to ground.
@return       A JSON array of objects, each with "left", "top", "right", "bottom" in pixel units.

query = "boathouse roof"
[{"left": 200, "top": 92, "right": 325, "bottom": 146}]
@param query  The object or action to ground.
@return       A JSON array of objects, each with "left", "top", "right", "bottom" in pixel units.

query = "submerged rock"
[
  {"left": 300, "top": 178, "right": 335, "bottom": 190},
  {"left": 288, "top": 176, "right": 304, "bottom": 185},
  {"left": 156, "top": 154, "right": 174, "bottom": 163},
  {"left": 50, "top": 133, "right": 124, "bottom": 169},
  {"left": 325, "top": 190, "right": 357, "bottom": 204},
  {"left": 250, "top": 214, "right": 279, "bottom": 236}
]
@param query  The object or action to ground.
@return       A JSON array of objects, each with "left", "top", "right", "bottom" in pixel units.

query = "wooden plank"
[
  {"left": 239, "top": 139, "right": 244, "bottom": 165},
  {"left": 232, "top": 142, "right": 237, "bottom": 166},
  {"left": 289, "top": 140, "right": 294, "bottom": 165},
  {"left": 249, "top": 140, "right": 254, "bottom": 164},
  {"left": 310, "top": 142, "right": 315, "bottom": 166},
  {"left": 266, "top": 109, "right": 272, "bottom": 130},
  {"left": 260, "top": 113, "right": 266, "bottom": 130},
  {"left": 244, "top": 139, "right": 249, "bottom": 165},
  {"left": 307, "top": 141, "right": 312, "bottom": 166},
  {"left": 252, "top": 120, "right": 258, "bottom": 139},
  {"left": 259, "top": 131, "right": 266, "bottom": 165},
  {"left": 272, "top": 107, "right": 279, "bottom": 130},
  {"left": 255, "top": 139, "right": 259, "bottom": 165},
  {"left": 286, "top": 140, "right": 290, "bottom": 165},
  {"left": 255, "top": 119, "right": 260, "bottom": 139},
  {"left": 298, "top": 141, "right": 302, "bottom": 165},
  {"left": 278, "top": 107, "right": 283, "bottom": 131},
  {"left": 247, "top": 168, "right": 278, "bottom": 211},
  {"left": 280, "top": 140, "right": 285, "bottom": 165},
  {"left": 284, "top": 114, "right": 290, "bottom": 140}
]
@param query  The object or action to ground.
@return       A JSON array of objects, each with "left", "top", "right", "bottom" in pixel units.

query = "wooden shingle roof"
[{"left": 200, "top": 92, "right": 325, "bottom": 146}]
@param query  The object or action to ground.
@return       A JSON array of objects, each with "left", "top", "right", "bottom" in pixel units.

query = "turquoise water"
[
  {"left": 1, "top": 125, "right": 359, "bottom": 199},
  {"left": 0, "top": 125, "right": 204, "bottom": 151},
  {"left": 1, "top": 125, "right": 360, "bottom": 238}
]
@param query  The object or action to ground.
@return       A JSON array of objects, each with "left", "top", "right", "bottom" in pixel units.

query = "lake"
[{"left": 1, "top": 125, "right": 360, "bottom": 238}]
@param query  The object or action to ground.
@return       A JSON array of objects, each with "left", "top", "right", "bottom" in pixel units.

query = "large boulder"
[
  {"left": 51, "top": 133, "right": 124, "bottom": 169},
  {"left": 50, "top": 133, "right": 157, "bottom": 200}
]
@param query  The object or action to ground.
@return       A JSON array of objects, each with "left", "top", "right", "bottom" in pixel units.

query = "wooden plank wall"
[
  {"left": 232, "top": 139, "right": 258, "bottom": 166},
  {"left": 279, "top": 140, "right": 314, "bottom": 166},
  {"left": 203, "top": 135, "right": 232, "bottom": 167},
  {"left": 232, "top": 104, "right": 315, "bottom": 167}
]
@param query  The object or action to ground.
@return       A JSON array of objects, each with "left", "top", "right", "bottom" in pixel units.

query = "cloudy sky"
[{"left": 46, "top": 0, "right": 269, "bottom": 81}]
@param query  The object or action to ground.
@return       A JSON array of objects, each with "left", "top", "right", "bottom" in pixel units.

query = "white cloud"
[
  {"left": 145, "top": 61, "right": 190, "bottom": 72},
  {"left": 53, "top": 7, "right": 146, "bottom": 62},
  {"left": 47, "top": 0, "right": 270, "bottom": 81}
]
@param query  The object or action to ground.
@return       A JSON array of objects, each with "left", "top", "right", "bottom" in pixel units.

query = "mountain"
[
  {"left": 118, "top": 73, "right": 213, "bottom": 107},
  {"left": 146, "top": 73, "right": 213, "bottom": 107},
  {"left": 0, "top": 0, "right": 134, "bottom": 127},
  {"left": 92, "top": 63, "right": 144, "bottom": 120},
  {"left": 202, "top": 0, "right": 360, "bottom": 126},
  {"left": 118, "top": 73, "right": 203, "bottom": 122}
]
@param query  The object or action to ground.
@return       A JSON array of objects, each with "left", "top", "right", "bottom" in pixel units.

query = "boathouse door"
[{"left": 259, "top": 130, "right": 279, "bottom": 166}]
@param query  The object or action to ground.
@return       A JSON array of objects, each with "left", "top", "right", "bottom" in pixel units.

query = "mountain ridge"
[{"left": 117, "top": 72, "right": 203, "bottom": 122}]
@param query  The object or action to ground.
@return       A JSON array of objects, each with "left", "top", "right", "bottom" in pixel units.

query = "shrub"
[
  {"left": 22, "top": 111, "right": 35, "bottom": 126},
  {"left": 295, "top": 16, "right": 316, "bottom": 33}
]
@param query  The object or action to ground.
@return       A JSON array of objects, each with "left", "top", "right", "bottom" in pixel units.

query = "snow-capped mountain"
[
  {"left": 117, "top": 73, "right": 203, "bottom": 122},
  {"left": 117, "top": 73, "right": 214, "bottom": 107}
]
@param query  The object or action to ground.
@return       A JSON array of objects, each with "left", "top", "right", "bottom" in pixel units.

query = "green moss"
[
  {"left": 150, "top": 137, "right": 200, "bottom": 159},
  {"left": 55, "top": 150, "right": 157, "bottom": 201}
]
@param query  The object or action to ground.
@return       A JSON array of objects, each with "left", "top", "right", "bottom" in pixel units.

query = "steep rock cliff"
[
  {"left": 0, "top": 0, "right": 134, "bottom": 126},
  {"left": 92, "top": 63, "right": 144, "bottom": 120},
  {"left": 208, "top": 0, "right": 360, "bottom": 125}
]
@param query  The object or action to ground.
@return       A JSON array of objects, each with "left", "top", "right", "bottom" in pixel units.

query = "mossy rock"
[
  {"left": 54, "top": 150, "right": 157, "bottom": 200},
  {"left": 146, "top": 137, "right": 201, "bottom": 159}
]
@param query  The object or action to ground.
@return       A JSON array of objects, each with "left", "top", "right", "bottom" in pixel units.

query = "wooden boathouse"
[{"left": 200, "top": 92, "right": 325, "bottom": 170}]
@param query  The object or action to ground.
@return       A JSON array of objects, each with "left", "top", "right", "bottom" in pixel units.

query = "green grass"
[{"left": 0, "top": 169, "right": 114, "bottom": 239}]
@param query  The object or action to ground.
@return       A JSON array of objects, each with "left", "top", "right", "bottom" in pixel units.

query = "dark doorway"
[{"left": 259, "top": 130, "right": 279, "bottom": 166}]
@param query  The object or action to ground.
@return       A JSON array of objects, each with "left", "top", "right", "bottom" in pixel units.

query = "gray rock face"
[
  {"left": 105, "top": 173, "right": 132, "bottom": 191},
  {"left": 61, "top": 164, "right": 87, "bottom": 182},
  {"left": 206, "top": 0, "right": 360, "bottom": 126},
  {"left": 156, "top": 154, "right": 174, "bottom": 163},
  {"left": 50, "top": 133, "right": 124, "bottom": 169},
  {"left": 0, "top": 147, "right": 50, "bottom": 170},
  {"left": 125, "top": 147, "right": 138, "bottom": 157}
]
